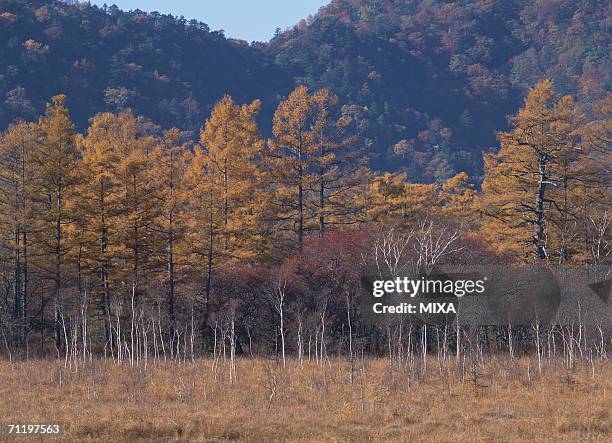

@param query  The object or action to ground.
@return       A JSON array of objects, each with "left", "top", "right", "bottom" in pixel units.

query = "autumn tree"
[
  {"left": 571, "top": 94, "right": 611, "bottom": 263},
  {"left": 367, "top": 172, "right": 439, "bottom": 224},
  {"left": 269, "top": 86, "right": 367, "bottom": 250},
  {"left": 188, "top": 96, "right": 266, "bottom": 338},
  {"left": 186, "top": 146, "right": 221, "bottom": 338},
  {"left": 150, "top": 128, "right": 191, "bottom": 335},
  {"left": 439, "top": 172, "right": 477, "bottom": 227},
  {"left": 0, "top": 121, "right": 38, "bottom": 348},
  {"left": 308, "top": 89, "right": 369, "bottom": 235},
  {"left": 79, "top": 109, "right": 159, "bottom": 355},
  {"left": 113, "top": 113, "right": 160, "bottom": 303},
  {"left": 199, "top": 96, "right": 267, "bottom": 259},
  {"left": 267, "top": 86, "right": 320, "bottom": 250},
  {"left": 480, "top": 80, "right": 582, "bottom": 261},
  {"left": 78, "top": 111, "right": 132, "bottom": 346},
  {"left": 32, "top": 95, "right": 81, "bottom": 350}
]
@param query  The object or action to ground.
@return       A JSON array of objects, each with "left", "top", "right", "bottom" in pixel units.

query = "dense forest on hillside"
[
  {"left": 269, "top": 0, "right": 610, "bottom": 178},
  {"left": 0, "top": 0, "right": 609, "bottom": 179},
  {"left": 0, "top": 0, "right": 289, "bottom": 133}
]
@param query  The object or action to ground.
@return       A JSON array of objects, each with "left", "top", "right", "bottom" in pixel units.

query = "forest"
[
  {"left": 0, "top": 79, "right": 608, "bottom": 442},
  {"left": 0, "top": 1, "right": 609, "bottom": 441},
  {"left": 0, "top": 79, "right": 608, "bottom": 361}
]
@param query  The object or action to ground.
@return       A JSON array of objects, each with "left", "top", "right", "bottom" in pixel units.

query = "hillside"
[
  {"left": 0, "top": 0, "right": 609, "bottom": 180},
  {"left": 268, "top": 0, "right": 610, "bottom": 179},
  {"left": 0, "top": 0, "right": 290, "bottom": 133}
]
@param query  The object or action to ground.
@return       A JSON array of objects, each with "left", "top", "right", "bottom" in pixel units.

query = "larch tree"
[
  {"left": 439, "top": 172, "right": 478, "bottom": 228},
  {"left": 78, "top": 112, "right": 129, "bottom": 346},
  {"left": 189, "top": 96, "right": 266, "bottom": 338},
  {"left": 268, "top": 86, "right": 317, "bottom": 250},
  {"left": 366, "top": 172, "right": 439, "bottom": 224},
  {"left": 186, "top": 145, "right": 223, "bottom": 339},
  {"left": 151, "top": 128, "right": 191, "bottom": 336},
  {"left": 571, "top": 94, "right": 611, "bottom": 263},
  {"left": 309, "top": 89, "right": 369, "bottom": 235},
  {"left": 113, "top": 112, "right": 159, "bottom": 303},
  {"left": 32, "top": 95, "right": 81, "bottom": 350},
  {"left": 199, "top": 96, "right": 267, "bottom": 260},
  {"left": 0, "top": 121, "right": 38, "bottom": 348},
  {"left": 480, "top": 80, "right": 582, "bottom": 261}
]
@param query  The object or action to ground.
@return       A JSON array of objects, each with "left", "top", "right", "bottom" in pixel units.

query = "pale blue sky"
[{"left": 90, "top": 0, "right": 329, "bottom": 42}]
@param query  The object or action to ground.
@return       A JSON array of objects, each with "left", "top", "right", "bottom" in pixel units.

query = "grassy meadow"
[{"left": 0, "top": 356, "right": 609, "bottom": 442}]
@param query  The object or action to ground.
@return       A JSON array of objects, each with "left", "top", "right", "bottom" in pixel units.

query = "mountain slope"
[
  {"left": 0, "top": 0, "right": 608, "bottom": 180},
  {"left": 267, "top": 0, "right": 610, "bottom": 179},
  {"left": 0, "top": 0, "right": 290, "bottom": 133}
]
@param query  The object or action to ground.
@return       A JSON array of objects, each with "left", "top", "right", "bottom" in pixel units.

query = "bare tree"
[
  {"left": 413, "top": 218, "right": 462, "bottom": 274},
  {"left": 369, "top": 223, "right": 413, "bottom": 278},
  {"left": 266, "top": 271, "right": 288, "bottom": 368}
]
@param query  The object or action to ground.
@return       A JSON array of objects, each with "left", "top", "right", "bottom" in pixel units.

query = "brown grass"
[{"left": 0, "top": 356, "right": 609, "bottom": 442}]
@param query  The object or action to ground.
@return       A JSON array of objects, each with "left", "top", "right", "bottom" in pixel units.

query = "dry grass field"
[{"left": 0, "top": 356, "right": 609, "bottom": 442}]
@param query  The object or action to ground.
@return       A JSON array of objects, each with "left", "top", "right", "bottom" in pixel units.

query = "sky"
[{"left": 89, "top": 0, "right": 329, "bottom": 42}]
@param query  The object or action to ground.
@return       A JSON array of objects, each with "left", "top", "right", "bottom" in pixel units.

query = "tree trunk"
[
  {"left": 14, "top": 225, "right": 22, "bottom": 349},
  {"left": 297, "top": 135, "right": 304, "bottom": 249},
  {"left": 298, "top": 166, "right": 304, "bottom": 248},
  {"left": 319, "top": 179, "right": 325, "bottom": 237},
  {"left": 202, "top": 199, "right": 214, "bottom": 342},
  {"left": 54, "top": 184, "right": 62, "bottom": 351},
  {"left": 100, "top": 185, "right": 112, "bottom": 349},
  {"left": 167, "top": 214, "right": 175, "bottom": 336},
  {"left": 534, "top": 151, "right": 548, "bottom": 260},
  {"left": 319, "top": 130, "right": 325, "bottom": 236},
  {"left": 21, "top": 229, "right": 28, "bottom": 351},
  {"left": 223, "top": 158, "right": 229, "bottom": 251}
]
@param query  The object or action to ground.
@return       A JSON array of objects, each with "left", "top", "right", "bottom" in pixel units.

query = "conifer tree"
[
  {"left": 480, "top": 80, "right": 581, "bottom": 261},
  {"left": 113, "top": 112, "right": 159, "bottom": 301},
  {"left": 78, "top": 112, "right": 129, "bottom": 345},
  {"left": 571, "top": 94, "right": 611, "bottom": 263},
  {"left": 0, "top": 121, "right": 38, "bottom": 348},
  {"left": 33, "top": 95, "right": 80, "bottom": 350},
  {"left": 268, "top": 86, "right": 317, "bottom": 250},
  {"left": 440, "top": 172, "right": 477, "bottom": 227},
  {"left": 309, "top": 89, "right": 369, "bottom": 235},
  {"left": 151, "top": 128, "right": 191, "bottom": 335},
  {"left": 186, "top": 145, "right": 223, "bottom": 337},
  {"left": 199, "top": 96, "right": 267, "bottom": 259},
  {"left": 367, "top": 172, "right": 439, "bottom": 224},
  {"left": 188, "top": 96, "right": 266, "bottom": 337}
]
